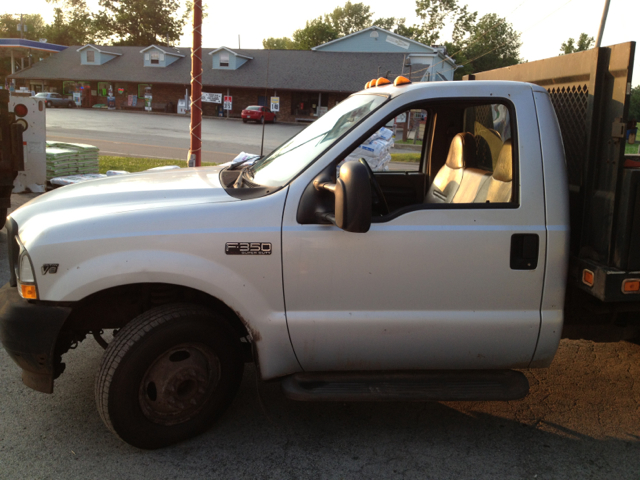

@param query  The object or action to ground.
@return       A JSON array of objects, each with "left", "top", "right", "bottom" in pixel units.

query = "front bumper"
[{"left": 0, "top": 283, "right": 72, "bottom": 393}]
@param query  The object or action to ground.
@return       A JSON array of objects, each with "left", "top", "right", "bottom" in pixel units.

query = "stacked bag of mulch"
[
  {"left": 337, "top": 127, "right": 394, "bottom": 176},
  {"left": 45, "top": 141, "right": 100, "bottom": 181}
]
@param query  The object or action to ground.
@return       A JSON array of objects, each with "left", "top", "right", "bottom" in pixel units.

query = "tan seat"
[
  {"left": 425, "top": 132, "right": 475, "bottom": 203},
  {"left": 452, "top": 168, "right": 491, "bottom": 203},
  {"left": 474, "top": 140, "right": 513, "bottom": 203}
]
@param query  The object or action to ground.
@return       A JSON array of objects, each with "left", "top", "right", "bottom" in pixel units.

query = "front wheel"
[
  {"left": 260, "top": 116, "right": 264, "bottom": 124},
  {"left": 95, "top": 304, "right": 244, "bottom": 449}
]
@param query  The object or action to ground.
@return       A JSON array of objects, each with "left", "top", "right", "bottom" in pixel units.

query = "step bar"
[{"left": 281, "top": 370, "right": 529, "bottom": 402}]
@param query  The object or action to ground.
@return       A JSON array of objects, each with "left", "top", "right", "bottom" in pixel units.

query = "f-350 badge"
[{"left": 225, "top": 242, "right": 272, "bottom": 255}]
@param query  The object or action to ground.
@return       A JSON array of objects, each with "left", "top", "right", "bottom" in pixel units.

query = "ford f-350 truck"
[{"left": 0, "top": 42, "right": 636, "bottom": 449}]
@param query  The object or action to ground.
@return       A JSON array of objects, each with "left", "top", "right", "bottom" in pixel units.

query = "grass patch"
[
  {"left": 626, "top": 142, "right": 639, "bottom": 154},
  {"left": 99, "top": 156, "right": 217, "bottom": 174},
  {"left": 390, "top": 152, "right": 421, "bottom": 163}
]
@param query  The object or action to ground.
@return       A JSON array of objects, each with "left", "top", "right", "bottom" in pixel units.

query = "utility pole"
[
  {"left": 595, "top": 0, "right": 611, "bottom": 48},
  {"left": 187, "top": 0, "right": 203, "bottom": 167}
]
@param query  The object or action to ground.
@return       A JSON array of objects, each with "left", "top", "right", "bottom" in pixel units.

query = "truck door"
[{"left": 281, "top": 94, "right": 548, "bottom": 371}]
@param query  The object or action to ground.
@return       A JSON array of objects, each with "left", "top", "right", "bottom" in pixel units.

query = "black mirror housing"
[{"left": 335, "top": 161, "right": 372, "bottom": 233}]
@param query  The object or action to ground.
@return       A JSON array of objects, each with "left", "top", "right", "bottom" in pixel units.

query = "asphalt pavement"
[
  {"left": 1, "top": 193, "right": 639, "bottom": 478},
  {"left": 44, "top": 108, "right": 419, "bottom": 171}
]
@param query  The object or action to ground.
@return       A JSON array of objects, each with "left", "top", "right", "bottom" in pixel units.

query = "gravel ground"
[{"left": 1, "top": 193, "right": 639, "bottom": 479}]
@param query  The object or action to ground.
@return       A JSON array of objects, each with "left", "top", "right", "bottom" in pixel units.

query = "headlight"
[{"left": 17, "top": 242, "right": 38, "bottom": 300}]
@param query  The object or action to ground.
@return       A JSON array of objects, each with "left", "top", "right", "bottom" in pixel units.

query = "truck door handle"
[{"left": 510, "top": 234, "right": 539, "bottom": 270}]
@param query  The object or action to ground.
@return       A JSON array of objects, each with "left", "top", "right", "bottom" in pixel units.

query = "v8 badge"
[
  {"left": 41, "top": 264, "right": 59, "bottom": 275},
  {"left": 225, "top": 242, "right": 272, "bottom": 255}
]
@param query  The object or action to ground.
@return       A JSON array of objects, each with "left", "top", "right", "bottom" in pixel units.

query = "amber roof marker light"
[
  {"left": 394, "top": 76, "right": 412, "bottom": 86},
  {"left": 376, "top": 77, "right": 391, "bottom": 87}
]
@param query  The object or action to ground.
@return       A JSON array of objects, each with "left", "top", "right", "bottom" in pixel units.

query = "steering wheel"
[{"left": 358, "top": 158, "right": 390, "bottom": 216}]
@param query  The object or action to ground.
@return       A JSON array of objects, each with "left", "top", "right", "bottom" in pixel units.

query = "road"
[
  {"left": 1, "top": 197, "right": 639, "bottom": 478},
  {"left": 46, "top": 108, "right": 306, "bottom": 164},
  {"left": 44, "top": 108, "right": 419, "bottom": 171}
]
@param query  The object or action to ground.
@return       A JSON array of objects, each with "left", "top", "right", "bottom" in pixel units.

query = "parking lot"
[{"left": 1, "top": 193, "right": 639, "bottom": 479}]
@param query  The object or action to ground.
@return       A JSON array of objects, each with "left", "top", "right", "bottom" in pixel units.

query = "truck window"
[{"left": 338, "top": 100, "right": 517, "bottom": 219}]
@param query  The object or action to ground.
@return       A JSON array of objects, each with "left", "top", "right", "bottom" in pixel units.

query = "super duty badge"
[{"left": 225, "top": 242, "right": 272, "bottom": 256}]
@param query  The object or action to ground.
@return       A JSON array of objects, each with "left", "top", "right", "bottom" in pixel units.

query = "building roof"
[
  {"left": 207, "top": 47, "right": 253, "bottom": 60},
  {"left": 76, "top": 44, "right": 122, "bottom": 56},
  {"left": 139, "top": 45, "right": 185, "bottom": 57},
  {"left": 312, "top": 26, "right": 435, "bottom": 53},
  {"left": 9, "top": 46, "right": 410, "bottom": 93}
]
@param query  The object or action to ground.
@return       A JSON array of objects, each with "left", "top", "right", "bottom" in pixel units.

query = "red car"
[{"left": 241, "top": 105, "right": 276, "bottom": 123}]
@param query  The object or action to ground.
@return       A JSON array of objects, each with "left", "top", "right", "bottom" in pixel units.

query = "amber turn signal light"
[
  {"left": 582, "top": 269, "right": 594, "bottom": 287},
  {"left": 21, "top": 284, "right": 37, "bottom": 299},
  {"left": 622, "top": 279, "right": 640, "bottom": 294},
  {"left": 394, "top": 76, "right": 412, "bottom": 86}
]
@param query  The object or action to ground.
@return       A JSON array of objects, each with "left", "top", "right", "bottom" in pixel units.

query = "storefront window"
[
  {"left": 138, "top": 84, "right": 151, "bottom": 98},
  {"left": 291, "top": 91, "right": 329, "bottom": 117}
]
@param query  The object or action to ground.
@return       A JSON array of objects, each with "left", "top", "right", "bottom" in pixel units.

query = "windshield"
[{"left": 248, "top": 94, "right": 387, "bottom": 187}]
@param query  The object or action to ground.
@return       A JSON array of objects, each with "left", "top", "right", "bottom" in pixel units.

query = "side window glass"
[
  {"left": 427, "top": 102, "right": 514, "bottom": 206},
  {"left": 338, "top": 108, "right": 427, "bottom": 175}
]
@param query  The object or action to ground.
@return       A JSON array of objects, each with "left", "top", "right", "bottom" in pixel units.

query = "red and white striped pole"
[{"left": 188, "top": 0, "right": 203, "bottom": 167}]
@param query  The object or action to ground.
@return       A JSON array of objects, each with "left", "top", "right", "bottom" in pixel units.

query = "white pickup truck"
[{"left": 1, "top": 43, "right": 637, "bottom": 449}]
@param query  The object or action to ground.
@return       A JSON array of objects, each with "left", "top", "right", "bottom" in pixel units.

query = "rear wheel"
[
  {"left": 95, "top": 304, "right": 244, "bottom": 449},
  {"left": 67, "top": 101, "right": 74, "bottom": 108},
  {"left": 46, "top": 101, "right": 52, "bottom": 108},
  {"left": 242, "top": 118, "right": 247, "bottom": 123}
]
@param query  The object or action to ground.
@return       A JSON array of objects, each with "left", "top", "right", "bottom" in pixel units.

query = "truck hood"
[{"left": 11, "top": 166, "right": 239, "bottom": 238}]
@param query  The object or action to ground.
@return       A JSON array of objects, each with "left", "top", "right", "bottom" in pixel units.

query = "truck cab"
[{"left": 1, "top": 79, "right": 570, "bottom": 448}]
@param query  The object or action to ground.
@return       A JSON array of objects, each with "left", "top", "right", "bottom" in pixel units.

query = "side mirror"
[{"left": 315, "top": 161, "right": 371, "bottom": 233}]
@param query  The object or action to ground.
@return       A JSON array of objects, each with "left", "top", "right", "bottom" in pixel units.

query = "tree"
[
  {"left": 43, "top": 0, "right": 96, "bottom": 45},
  {"left": 93, "top": 0, "right": 189, "bottom": 46},
  {"left": 326, "top": 2, "right": 373, "bottom": 37},
  {"left": 262, "top": 37, "right": 297, "bottom": 50},
  {"left": 0, "top": 14, "right": 46, "bottom": 41},
  {"left": 292, "top": 18, "right": 339, "bottom": 50},
  {"left": 413, "top": 0, "right": 477, "bottom": 46},
  {"left": 373, "top": 17, "right": 419, "bottom": 39},
  {"left": 446, "top": 13, "right": 521, "bottom": 79},
  {"left": 560, "top": 33, "right": 594, "bottom": 55},
  {"left": 630, "top": 85, "right": 640, "bottom": 122}
]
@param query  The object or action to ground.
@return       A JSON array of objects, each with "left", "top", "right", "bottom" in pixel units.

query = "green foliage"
[
  {"left": 93, "top": 0, "right": 189, "bottom": 46},
  {"left": 326, "top": 1, "right": 373, "bottom": 37},
  {"left": 0, "top": 14, "right": 46, "bottom": 40},
  {"left": 99, "top": 156, "right": 216, "bottom": 174},
  {"left": 458, "top": 14, "right": 521, "bottom": 76},
  {"left": 560, "top": 33, "right": 594, "bottom": 55},
  {"left": 630, "top": 85, "right": 640, "bottom": 122},
  {"left": 292, "top": 18, "right": 339, "bottom": 50},
  {"left": 262, "top": 37, "right": 298, "bottom": 50},
  {"left": 43, "top": 0, "right": 96, "bottom": 45},
  {"left": 413, "top": 0, "right": 477, "bottom": 45}
]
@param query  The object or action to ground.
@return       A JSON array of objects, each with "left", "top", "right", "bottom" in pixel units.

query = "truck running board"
[{"left": 281, "top": 370, "right": 529, "bottom": 402}]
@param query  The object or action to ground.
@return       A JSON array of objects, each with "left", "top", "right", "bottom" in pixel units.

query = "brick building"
[{"left": 7, "top": 28, "right": 456, "bottom": 122}]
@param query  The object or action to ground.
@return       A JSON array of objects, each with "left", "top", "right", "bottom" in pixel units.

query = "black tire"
[
  {"left": 0, "top": 208, "right": 7, "bottom": 231},
  {"left": 260, "top": 116, "right": 265, "bottom": 124},
  {"left": 67, "top": 101, "right": 74, "bottom": 108},
  {"left": 46, "top": 101, "right": 52, "bottom": 108},
  {"left": 242, "top": 118, "right": 247, "bottom": 123},
  {"left": 95, "top": 304, "right": 244, "bottom": 449}
]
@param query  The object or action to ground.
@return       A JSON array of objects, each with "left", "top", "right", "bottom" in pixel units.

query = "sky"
[{"left": 4, "top": 0, "right": 638, "bottom": 85}]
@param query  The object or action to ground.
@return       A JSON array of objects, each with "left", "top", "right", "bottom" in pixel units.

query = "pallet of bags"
[
  {"left": 46, "top": 147, "right": 79, "bottom": 180},
  {"left": 337, "top": 127, "right": 395, "bottom": 176}
]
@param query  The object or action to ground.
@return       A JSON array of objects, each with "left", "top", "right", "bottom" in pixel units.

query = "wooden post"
[{"left": 188, "top": 0, "right": 203, "bottom": 167}]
